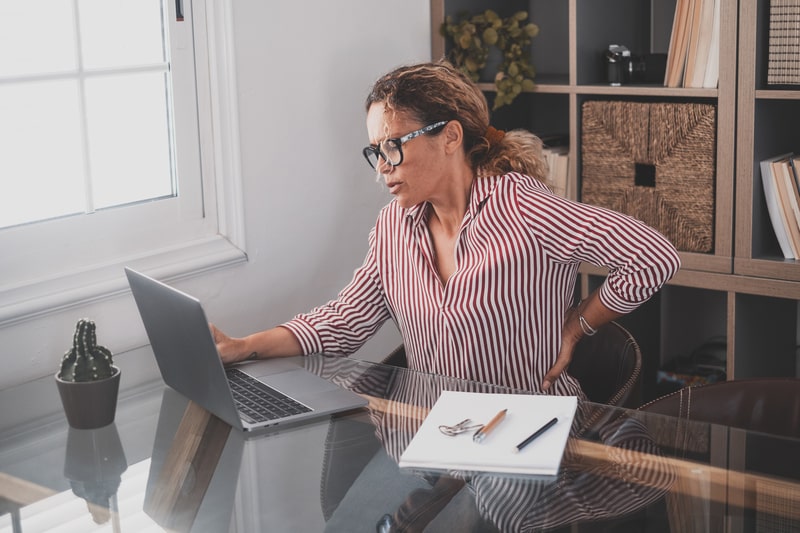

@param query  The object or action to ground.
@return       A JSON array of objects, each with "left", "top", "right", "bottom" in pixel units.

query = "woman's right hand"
[
  {"left": 209, "top": 323, "right": 253, "bottom": 365},
  {"left": 209, "top": 324, "right": 304, "bottom": 364}
]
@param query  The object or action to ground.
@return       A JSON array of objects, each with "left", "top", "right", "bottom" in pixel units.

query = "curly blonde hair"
[{"left": 365, "top": 60, "right": 547, "bottom": 181}]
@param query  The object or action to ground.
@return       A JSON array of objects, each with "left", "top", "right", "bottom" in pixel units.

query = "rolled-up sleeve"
[{"left": 518, "top": 176, "right": 681, "bottom": 314}]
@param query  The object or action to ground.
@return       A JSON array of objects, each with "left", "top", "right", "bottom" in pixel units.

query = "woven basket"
[{"left": 581, "top": 101, "right": 716, "bottom": 253}]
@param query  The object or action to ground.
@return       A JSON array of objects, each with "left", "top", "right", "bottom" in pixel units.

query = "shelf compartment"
[
  {"left": 575, "top": 0, "right": 681, "bottom": 87},
  {"left": 660, "top": 285, "right": 727, "bottom": 374},
  {"left": 739, "top": 99, "right": 800, "bottom": 276},
  {"left": 733, "top": 293, "right": 798, "bottom": 379},
  {"left": 434, "top": 0, "right": 568, "bottom": 84},
  {"left": 574, "top": 93, "right": 731, "bottom": 271}
]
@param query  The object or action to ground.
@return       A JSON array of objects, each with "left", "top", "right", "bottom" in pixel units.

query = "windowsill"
[{"left": 0, "top": 235, "right": 246, "bottom": 327}]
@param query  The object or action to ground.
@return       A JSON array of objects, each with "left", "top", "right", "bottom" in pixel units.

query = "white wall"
[{"left": 0, "top": 1, "right": 429, "bottom": 392}]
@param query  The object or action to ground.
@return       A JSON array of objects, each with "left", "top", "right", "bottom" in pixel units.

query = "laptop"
[{"left": 125, "top": 267, "right": 367, "bottom": 432}]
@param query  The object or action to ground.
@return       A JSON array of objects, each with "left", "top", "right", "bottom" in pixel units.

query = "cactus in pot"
[
  {"left": 59, "top": 319, "right": 116, "bottom": 382},
  {"left": 56, "top": 319, "right": 121, "bottom": 429}
]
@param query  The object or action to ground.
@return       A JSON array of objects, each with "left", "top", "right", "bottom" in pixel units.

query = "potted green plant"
[
  {"left": 441, "top": 9, "right": 539, "bottom": 110},
  {"left": 55, "top": 318, "right": 121, "bottom": 429}
]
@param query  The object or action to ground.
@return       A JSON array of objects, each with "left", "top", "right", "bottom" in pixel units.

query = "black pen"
[{"left": 513, "top": 417, "right": 558, "bottom": 453}]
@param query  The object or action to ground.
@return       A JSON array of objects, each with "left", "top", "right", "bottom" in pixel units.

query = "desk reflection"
[
  {"left": 64, "top": 424, "right": 128, "bottom": 529},
  {"left": 134, "top": 356, "right": 799, "bottom": 533},
  {"left": 145, "top": 388, "right": 241, "bottom": 533},
  {"left": 308, "top": 356, "right": 675, "bottom": 533}
]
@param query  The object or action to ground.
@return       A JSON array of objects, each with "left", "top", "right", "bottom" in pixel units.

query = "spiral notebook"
[{"left": 399, "top": 391, "right": 577, "bottom": 476}]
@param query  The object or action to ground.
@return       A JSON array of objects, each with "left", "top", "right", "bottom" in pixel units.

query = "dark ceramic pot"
[{"left": 55, "top": 367, "right": 121, "bottom": 429}]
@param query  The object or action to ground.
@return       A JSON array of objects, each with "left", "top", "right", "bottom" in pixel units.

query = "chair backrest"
[
  {"left": 567, "top": 321, "right": 643, "bottom": 408},
  {"left": 638, "top": 378, "right": 800, "bottom": 439},
  {"left": 381, "top": 321, "right": 642, "bottom": 408}
]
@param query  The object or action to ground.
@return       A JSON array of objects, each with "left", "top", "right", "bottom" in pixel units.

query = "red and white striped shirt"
[{"left": 284, "top": 172, "right": 680, "bottom": 395}]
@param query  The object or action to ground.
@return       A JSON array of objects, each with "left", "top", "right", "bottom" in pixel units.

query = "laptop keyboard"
[{"left": 226, "top": 368, "right": 312, "bottom": 424}]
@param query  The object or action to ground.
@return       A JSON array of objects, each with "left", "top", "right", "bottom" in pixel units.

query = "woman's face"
[{"left": 365, "top": 103, "right": 447, "bottom": 209}]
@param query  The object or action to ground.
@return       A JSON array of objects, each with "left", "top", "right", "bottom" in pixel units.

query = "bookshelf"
[{"left": 431, "top": 0, "right": 800, "bottom": 400}]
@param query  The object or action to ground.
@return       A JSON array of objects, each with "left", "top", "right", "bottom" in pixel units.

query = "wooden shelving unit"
[{"left": 432, "top": 0, "right": 800, "bottom": 399}]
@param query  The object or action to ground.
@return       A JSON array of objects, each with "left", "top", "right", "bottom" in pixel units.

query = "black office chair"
[
  {"left": 568, "top": 321, "right": 643, "bottom": 408},
  {"left": 380, "top": 321, "right": 643, "bottom": 408}
]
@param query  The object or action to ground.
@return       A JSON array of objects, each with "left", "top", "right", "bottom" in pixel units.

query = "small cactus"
[{"left": 58, "top": 319, "right": 116, "bottom": 382}]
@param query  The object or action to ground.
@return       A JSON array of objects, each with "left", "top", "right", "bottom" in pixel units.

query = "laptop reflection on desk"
[{"left": 144, "top": 387, "right": 242, "bottom": 532}]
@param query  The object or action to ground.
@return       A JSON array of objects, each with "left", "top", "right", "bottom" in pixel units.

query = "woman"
[{"left": 213, "top": 61, "right": 680, "bottom": 396}]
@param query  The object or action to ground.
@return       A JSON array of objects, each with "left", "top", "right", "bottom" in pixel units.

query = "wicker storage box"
[{"left": 581, "top": 101, "right": 716, "bottom": 253}]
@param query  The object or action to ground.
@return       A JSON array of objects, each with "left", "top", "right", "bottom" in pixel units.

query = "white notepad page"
[{"left": 399, "top": 391, "right": 578, "bottom": 476}]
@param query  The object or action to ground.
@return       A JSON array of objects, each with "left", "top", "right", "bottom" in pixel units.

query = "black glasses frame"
[{"left": 362, "top": 121, "right": 448, "bottom": 170}]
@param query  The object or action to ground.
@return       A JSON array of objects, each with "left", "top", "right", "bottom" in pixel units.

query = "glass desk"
[{"left": 0, "top": 355, "right": 798, "bottom": 532}]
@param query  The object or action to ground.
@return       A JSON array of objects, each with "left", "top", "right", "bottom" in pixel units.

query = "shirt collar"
[
  {"left": 469, "top": 174, "right": 500, "bottom": 217},
  {"left": 404, "top": 201, "right": 428, "bottom": 227}
]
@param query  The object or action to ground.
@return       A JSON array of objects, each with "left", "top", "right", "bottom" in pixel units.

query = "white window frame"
[{"left": 0, "top": 0, "right": 246, "bottom": 327}]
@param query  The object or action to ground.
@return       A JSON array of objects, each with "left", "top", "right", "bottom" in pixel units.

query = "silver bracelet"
[{"left": 579, "top": 314, "right": 598, "bottom": 336}]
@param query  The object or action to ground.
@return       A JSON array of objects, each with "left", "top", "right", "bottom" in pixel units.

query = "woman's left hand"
[
  {"left": 543, "top": 294, "right": 624, "bottom": 391},
  {"left": 542, "top": 306, "right": 584, "bottom": 391}
]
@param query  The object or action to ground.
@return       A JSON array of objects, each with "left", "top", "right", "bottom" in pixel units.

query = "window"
[
  {"left": 0, "top": 0, "right": 245, "bottom": 326},
  {"left": 0, "top": 0, "right": 176, "bottom": 228}
]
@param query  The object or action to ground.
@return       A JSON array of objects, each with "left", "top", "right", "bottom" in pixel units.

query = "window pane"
[
  {"left": 79, "top": 0, "right": 166, "bottom": 69},
  {"left": 85, "top": 71, "right": 175, "bottom": 209},
  {"left": 0, "top": 80, "right": 85, "bottom": 227},
  {"left": 0, "top": 0, "right": 77, "bottom": 76},
  {"left": 0, "top": 0, "right": 244, "bottom": 331}
]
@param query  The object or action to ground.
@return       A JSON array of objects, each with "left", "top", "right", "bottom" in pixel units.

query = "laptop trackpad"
[
  {"left": 241, "top": 358, "right": 305, "bottom": 377},
  {"left": 261, "top": 368, "right": 340, "bottom": 395}
]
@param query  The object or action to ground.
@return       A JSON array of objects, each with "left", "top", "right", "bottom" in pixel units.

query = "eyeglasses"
[{"left": 362, "top": 121, "right": 448, "bottom": 170}]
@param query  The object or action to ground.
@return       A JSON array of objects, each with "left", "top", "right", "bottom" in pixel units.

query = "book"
[
  {"left": 398, "top": 391, "right": 578, "bottom": 476},
  {"left": 685, "top": 0, "right": 714, "bottom": 88},
  {"left": 771, "top": 156, "right": 800, "bottom": 257},
  {"left": 791, "top": 155, "right": 800, "bottom": 190},
  {"left": 774, "top": 156, "right": 800, "bottom": 256},
  {"left": 770, "top": 154, "right": 800, "bottom": 257},
  {"left": 665, "top": 0, "right": 693, "bottom": 87},
  {"left": 693, "top": 0, "right": 716, "bottom": 87},
  {"left": 543, "top": 145, "right": 569, "bottom": 198},
  {"left": 702, "top": 0, "right": 721, "bottom": 88},
  {"left": 760, "top": 153, "right": 795, "bottom": 259}
]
